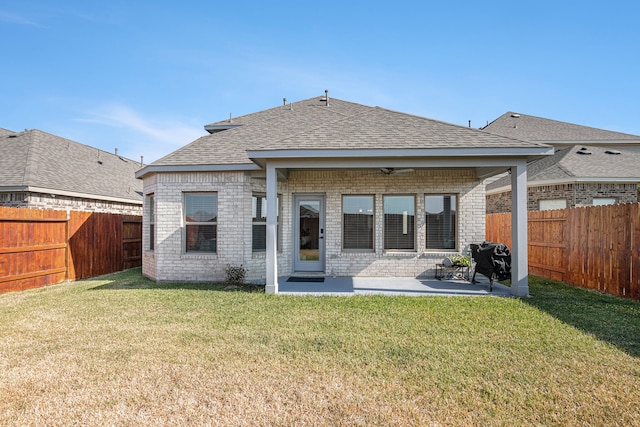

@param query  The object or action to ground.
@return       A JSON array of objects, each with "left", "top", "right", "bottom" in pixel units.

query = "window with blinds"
[
  {"left": 383, "top": 195, "right": 415, "bottom": 250},
  {"left": 148, "top": 194, "right": 154, "bottom": 251},
  {"left": 252, "top": 194, "right": 279, "bottom": 252},
  {"left": 343, "top": 195, "right": 374, "bottom": 250},
  {"left": 184, "top": 193, "right": 217, "bottom": 253},
  {"left": 425, "top": 194, "right": 457, "bottom": 250}
]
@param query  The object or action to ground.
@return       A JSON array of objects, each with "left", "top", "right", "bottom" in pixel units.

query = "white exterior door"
[{"left": 293, "top": 195, "right": 325, "bottom": 272}]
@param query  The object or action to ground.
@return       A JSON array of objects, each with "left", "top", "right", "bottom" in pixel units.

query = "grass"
[{"left": 1, "top": 269, "right": 639, "bottom": 426}]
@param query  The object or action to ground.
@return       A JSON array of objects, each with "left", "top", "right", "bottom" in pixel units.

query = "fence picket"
[
  {"left": 486, "top": 203, "right": 639, "bottom": 301},
  {"left": 0, "top": 206, "right": 141, "bottom": 294}
]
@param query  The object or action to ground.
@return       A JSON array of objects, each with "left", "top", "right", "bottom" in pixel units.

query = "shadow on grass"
[
  {"left": 85, "top": 268, "right": 265, "bottom": 293},
  {"left": 525, "top": 277, "right": 640, "bottom": 358}
]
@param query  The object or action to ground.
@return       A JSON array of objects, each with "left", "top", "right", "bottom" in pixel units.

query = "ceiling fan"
[{"left": 380, "top": 167, "right": 415, "bottom": 175}]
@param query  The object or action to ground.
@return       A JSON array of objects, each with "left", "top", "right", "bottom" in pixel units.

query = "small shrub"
[
  {"left": 225, "top": 264, "right": 247, "bottom": 285},
  {"left": 449, "top": 254, "right": 471, "bottom": 267}
]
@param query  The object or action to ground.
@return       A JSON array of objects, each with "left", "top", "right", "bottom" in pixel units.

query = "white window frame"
[
  {"left": 148, "top": 194, "right": 155, "bottom": 251},
  {"left": 425, "top": 194, "right": 458, "bottom": 251},
  {"left": 252, "top": 194, "right": 280, "bottom": 253},
  {"left": 592, "top": 197, "right": 616, "bottom": 206},
  {"left": 539, "top": 199, "right": 567, "bottom": 211},
  {"left": 184, "top": 192, "right": 218, "bottom": 253},
  {"left": 383, "top": 194, "right": 416, "bottom": 251},
  {"left": 342, "top": 195, "right": 375, "bottom": 252}
]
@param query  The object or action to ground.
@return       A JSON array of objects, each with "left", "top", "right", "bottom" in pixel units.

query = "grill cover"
[{"left": 470, "top": 241, "right": 511, "bottom": 282}]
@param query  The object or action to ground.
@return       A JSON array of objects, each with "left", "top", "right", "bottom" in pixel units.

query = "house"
[
  {"left": 135, "top": 94, "right": 553, "bottom": 296},
  {"left": 0, "top": 128, "right": 143, "bottom": 214},
  {"left": 485, "top": 145, "right": 640, "bottom": 213},
  {"left": 482, "top": 112, "right": 640, "bottom": 213}
]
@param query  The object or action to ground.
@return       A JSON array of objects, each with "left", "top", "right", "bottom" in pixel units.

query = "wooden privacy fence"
[
  {"left": 486, "top": 203, "right": 640, "bottom": 300},
  {"left": 0, "top": 206, "right": 142, "bottom": 294}
]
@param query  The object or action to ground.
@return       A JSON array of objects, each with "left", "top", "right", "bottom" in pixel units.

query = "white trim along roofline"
[
  {"left": 0, "top": 186, "right": 142, "bottom": 205},
  {"left": 487, "top": 177, "right": 640, "bottom": 195},
  {"left": 247, "top": 146, "right": 554, "bottom": 160},
  {"left": 135, "top": 163, "right": 261, "bottom": 179}
]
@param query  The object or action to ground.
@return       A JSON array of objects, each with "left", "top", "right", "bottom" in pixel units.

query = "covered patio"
[{"left": 279, "top": 275, "right": 512, "bottom": 297}]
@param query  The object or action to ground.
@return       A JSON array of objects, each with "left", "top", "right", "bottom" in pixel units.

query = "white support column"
[
  {"left": 265, "top": 163, "right": 279, "bottom": 294},
  {"left": 510, "top": 160, "right": 529, "bottom": 297}
]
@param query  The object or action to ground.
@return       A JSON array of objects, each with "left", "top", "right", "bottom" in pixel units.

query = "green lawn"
[{"left": 1, "top": 269, "right": 639, "bottom": 426}]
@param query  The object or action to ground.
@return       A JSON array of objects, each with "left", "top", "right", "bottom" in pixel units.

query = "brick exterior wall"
[
  {"left": 143, "top": 169, "right": 486, "bottom": 283},
  {"left": 0, "top": 191, "right": 141, "bottom": 215},
  {"left": 486, "top": 183, "right": 639, "bottom": 213}
]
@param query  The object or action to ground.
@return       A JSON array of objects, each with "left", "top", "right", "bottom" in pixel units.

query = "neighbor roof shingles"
[
  {"left": 483, "top": 112, "right": 640, "bottom": 142},
  {"left": 487, "top": 145, "right": 640, "bottom": 190},
  {"left": 0, "top": 129, "right": 143, "bottom": 202}
]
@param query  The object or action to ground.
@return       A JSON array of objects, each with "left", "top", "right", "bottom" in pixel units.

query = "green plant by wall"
[
  {"left": 449, "top": 255, "right": 471, "bottom": 267},
  {"left": 224, "top": 264, "right": 247, "bottom": 285}
]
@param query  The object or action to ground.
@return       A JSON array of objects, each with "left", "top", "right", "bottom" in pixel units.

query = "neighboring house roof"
[
  {"left": 0, "top": 128, "right": 15, "bottom": 137},
  {"left": 137, "top": 96, "right": 552, "bottom": 178},
  {"left": 483, "top": 112, "right": 640, "bottom": 145},
  {"left": 487, "top": 145, "right": 640, "bottom": 193},
  {"left": 0, "top": 129, "right": 143, "bottom": 204}
]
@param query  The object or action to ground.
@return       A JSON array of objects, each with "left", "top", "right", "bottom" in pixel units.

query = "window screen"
[
  {"left": 148, "top": 194, "right": 155, "bottom": 251},
  {"left": 343, "top": 195, "right": 374, "bottom": 250},
  {"left": 425, "top": 195, "right": 457, "bottom": 250},
  {"left": 383, "top": 195, "right": 415, "bottom": 250},
  {"left": 185, "top": 193, "right": 217, "bottom": 253}
]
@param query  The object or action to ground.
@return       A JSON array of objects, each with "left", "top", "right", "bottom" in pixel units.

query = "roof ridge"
[{"left": 205, "top": 96, "right": 372, "bottom": 128}]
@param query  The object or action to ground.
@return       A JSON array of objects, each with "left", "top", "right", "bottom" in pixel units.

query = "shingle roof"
[
  {"left": 0, "top": 129, "right": 143, "bottom": 203},
  {"left": 260, "top": 107, "right": 547, "bottom": 151},
  {"left": 150, "top": 96, "right": 549, "bottom": 168},
  {"left": 0, "top": 128, "right": 15, "bottom": 137},
  {"left": 483, "top": 112, "right": 640, "bottom": 143},
  {"left": 487, "top": 145, "right": 640, "bottom": 191}
]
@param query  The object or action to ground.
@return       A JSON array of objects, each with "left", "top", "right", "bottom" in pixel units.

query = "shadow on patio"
[{"left": 279, "top": 275, "right": 512, "bottom": 297}]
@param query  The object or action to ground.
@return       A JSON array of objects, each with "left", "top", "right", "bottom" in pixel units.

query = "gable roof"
[
  {"left": 0, "top": 128, "right": 15, "bottom": 137},
  {"left": 487, "top": 145, "right": 640, "bottom": 193},
  {"left": 0, "top": 129, "right": 143, "bottom": 204},
  {"left": 483, "top": 112, "right": 640, "bottom": 144},
  {"left": 137, "top": 96, "right": 552, "bottom": 178}
]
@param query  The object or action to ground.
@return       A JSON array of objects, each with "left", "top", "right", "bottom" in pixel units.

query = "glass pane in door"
[{"left": 299, "top": 201, "right": 320, "bottom": 261}]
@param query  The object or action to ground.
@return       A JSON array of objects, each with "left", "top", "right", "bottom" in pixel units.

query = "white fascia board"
[
  {"left": 0, "top": 186, "right": 29, "bottom": 192},
  {"left": 486, "top": 177, "right": 640, "bottom": 195},
  {"left": 247, "top": 146, "right": 554, "bottom": 160},
  {"left": 259, "top": 157, "right": 542, "bottom": 170},
  {"left": 20, "top": 186, "right": 142, "bottom": 205},
  {"left": 135, "top": 163, "right": 260, "bottom": 179},
  {"left": 539, "top": 140, "right": 640, "bottom": 145}
]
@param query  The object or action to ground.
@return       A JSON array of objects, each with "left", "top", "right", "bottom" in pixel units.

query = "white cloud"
[
  {"left": 0, "top": 10, "right": 44, "bottom": 27},
  {"left": 76, "top": 104, "right": 205, "bottom": 163}
]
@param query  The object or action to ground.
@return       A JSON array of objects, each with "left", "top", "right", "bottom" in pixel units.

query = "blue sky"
[{"left": 2, "top": 1, "right": 639, "bottom": 163}]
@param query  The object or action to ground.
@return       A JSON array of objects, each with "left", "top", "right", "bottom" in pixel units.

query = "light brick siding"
[
  {"left": 487, "top": 183, "right": 639, "bottom": 213},
  {"left": 0, "top": 191, "right": 141, "bottom": 214},
  {"left": 143, "top": 169, "right": 486, "bottom": 283}
]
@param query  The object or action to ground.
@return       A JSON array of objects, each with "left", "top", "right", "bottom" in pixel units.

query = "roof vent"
[
  {"left": 8, "top": 134, "right": 17, "bottom": 138},
  {"left": 319, "top": 89, "right": 329, "bottom": 106},
  {"left": 510, "top": 113, "right": 520, "bottom": 118},
  {"left": 577, "top": 147, "right": 592, "bottom": 155},
  {"left": 605, "top": 149, "right": 621, "bottom": 155}
]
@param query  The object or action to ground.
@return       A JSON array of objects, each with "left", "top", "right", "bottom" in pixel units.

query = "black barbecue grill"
[{"left": 470, "top": 242, "right": 511, "bottom": 292}]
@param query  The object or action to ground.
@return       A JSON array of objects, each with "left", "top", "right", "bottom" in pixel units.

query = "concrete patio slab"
[{"left": 279, "top": 275, "right": 512, "bottom": 297}]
